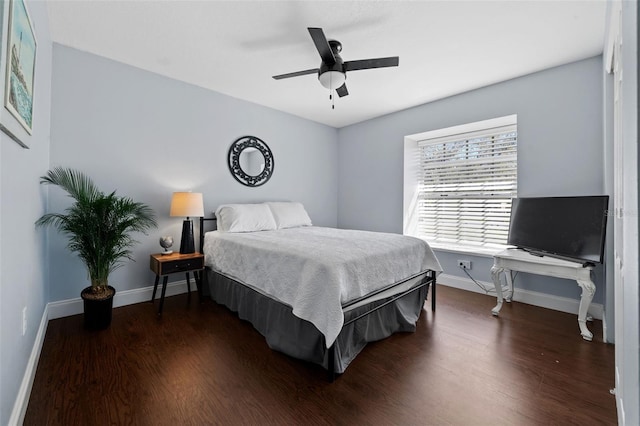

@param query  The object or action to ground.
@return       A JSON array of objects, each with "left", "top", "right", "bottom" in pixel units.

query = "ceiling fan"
[{"left": 272, "top": 27, "right": 399, "bottom": 102}]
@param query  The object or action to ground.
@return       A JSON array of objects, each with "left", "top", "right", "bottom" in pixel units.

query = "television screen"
[{"left": 507, "top": 196, "right": 609, "bottom": 264}]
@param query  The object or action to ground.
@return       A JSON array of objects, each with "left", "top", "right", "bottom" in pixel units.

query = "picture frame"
[{"left": 0, "top": 0, "right": 36, "bottom": 148}]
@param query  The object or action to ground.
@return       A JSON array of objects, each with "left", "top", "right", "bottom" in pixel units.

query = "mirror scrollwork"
[{"left": 227, "top": 136, "right": 274, "bottom": 187}]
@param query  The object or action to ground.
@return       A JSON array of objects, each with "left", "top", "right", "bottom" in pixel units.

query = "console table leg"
[
  {"left": 576, "top": 279, "right": 596, "bottom": 341},
  {"left": 505, "top": 270, "right": 514, "bottom": 302},
  {"left": 491, "top": 265, "right": 504, "bottom": 316}
]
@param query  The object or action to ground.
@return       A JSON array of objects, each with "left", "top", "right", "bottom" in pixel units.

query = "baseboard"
[
  {"left": 437, "top": 273, "right": 603, "bottom": 320},
  {"left": 8, "top": 304, "right": 50, "bottom": 426},
  {"left": 48, "top": 279, "right": 191, "bottom": 320}
]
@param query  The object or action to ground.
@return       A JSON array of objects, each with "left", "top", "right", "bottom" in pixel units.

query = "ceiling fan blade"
[
  {"left": 308, "top": 27, "right": 336, "bottom": 65},
  {"left": 336, "top": 83, "right": 349, "bottom": 97},
  {"left": 344, "top": 57, "right": 399, "bottom": 72},
  {"left": 272, "top": 68, "right": 319, "bottom": 80}
]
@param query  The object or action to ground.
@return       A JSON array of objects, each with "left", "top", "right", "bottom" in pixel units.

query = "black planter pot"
[{"left": 81, "top": 286, "right": 116, "bottom": 330}]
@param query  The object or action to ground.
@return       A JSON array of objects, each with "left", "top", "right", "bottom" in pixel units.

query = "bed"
[{"left": 199, "top": 202, "right": 442, "bottom": 379}]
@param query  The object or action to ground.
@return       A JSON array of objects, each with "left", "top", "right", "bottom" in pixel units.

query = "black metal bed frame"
[{"left": 199, "top": 217, "right": 436, "bottom": 381}]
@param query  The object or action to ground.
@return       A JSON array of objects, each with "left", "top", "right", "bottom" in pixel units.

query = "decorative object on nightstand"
[
  {"left": 150, "top": 252, "right": 204, "bottom": 315},
  {"left": 159, "top": 236, "right": 173, "bottom": 255},
  {"left": 170, "top": 192, "right": 204, "bottom": 254}
]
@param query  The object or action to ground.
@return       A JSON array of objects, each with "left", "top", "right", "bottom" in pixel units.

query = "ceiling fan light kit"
[
  {"left": 318, "top": 71, "right": 346, "bottom": 90},
  {"left": 273, "top": 27, "right": 399, "bottom": 107}
]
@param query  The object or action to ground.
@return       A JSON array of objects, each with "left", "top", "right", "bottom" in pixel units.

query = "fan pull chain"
[{"left": 330, "top": 73, "right": 335, "bottom": 109}]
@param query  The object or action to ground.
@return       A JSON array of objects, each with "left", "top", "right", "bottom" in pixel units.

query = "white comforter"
[{"left": 203, "top": 226, "right": 442, "bottom": 347}]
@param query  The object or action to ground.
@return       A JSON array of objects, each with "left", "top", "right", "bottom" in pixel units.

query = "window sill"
[{"left": 417, "top": 239, "right": 509, "bottom": 258}]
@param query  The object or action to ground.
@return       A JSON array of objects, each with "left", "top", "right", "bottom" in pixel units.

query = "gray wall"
[
  {"left": 337, "top": 56, "right": 605, "bottom": 303},
  {"left": 0, "top": 2, "right": 52, "bottom": 423},
  {"left": 49, "top": 45, "right": 338, "bottom": 302}
]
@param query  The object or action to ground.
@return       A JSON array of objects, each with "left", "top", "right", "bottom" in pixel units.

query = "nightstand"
[{"left": 149, "top": 252, "right": 205, "bottom": 315}]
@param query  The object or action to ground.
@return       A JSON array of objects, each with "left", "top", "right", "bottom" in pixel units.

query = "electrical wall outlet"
[
  {"left": 22, "top": 307, "right": 27, "bottom": 336},
  {"left": 457, "top": 260, "right": 472, "bottom": 270}
]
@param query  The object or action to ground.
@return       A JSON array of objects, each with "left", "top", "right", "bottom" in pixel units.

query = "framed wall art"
[{"left": 0, "top": 0, "right": 36, "bottom": 148}]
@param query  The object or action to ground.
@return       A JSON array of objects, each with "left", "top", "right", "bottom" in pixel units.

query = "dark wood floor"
[{"left": 25, "top": 285, "right": 616, "bottom": 425}]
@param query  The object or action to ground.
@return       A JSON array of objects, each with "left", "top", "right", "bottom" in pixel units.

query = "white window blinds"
[{"left": 417, "top": 123, "right": 517, "bottom": 249}]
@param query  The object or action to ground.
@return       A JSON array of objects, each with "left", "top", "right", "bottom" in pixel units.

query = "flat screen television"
[{"left": 507, "top": 195, "right": 609, "bottom": 264}]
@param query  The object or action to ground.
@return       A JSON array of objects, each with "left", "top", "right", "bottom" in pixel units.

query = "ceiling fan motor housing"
[
  {"left": 319, "top": 57, "right": 344, "bottom": 75},
  {"left": 318, "top": 41, "right": 345, "bottom": 89}
]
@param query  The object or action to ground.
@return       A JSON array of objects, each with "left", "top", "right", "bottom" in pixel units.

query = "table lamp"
[{"left": 170, "top": 192, "right": 204, "bottom": 254}]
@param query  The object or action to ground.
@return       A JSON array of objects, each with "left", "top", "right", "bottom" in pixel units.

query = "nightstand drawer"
[
  {"left": 162, "top": 257, "right": 204, "bottom": 274},
  {"left": 150, "top": 253, "right": 205, "bottom": 276}
]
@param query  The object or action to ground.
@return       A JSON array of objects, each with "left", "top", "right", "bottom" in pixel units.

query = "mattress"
[{"left": 203, "top": 226, "right": 442, "bottom": 347}]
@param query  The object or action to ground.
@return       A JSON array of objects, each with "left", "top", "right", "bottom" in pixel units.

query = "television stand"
[{"left": 490, "top": 248, "right": 596, "bottom": 341}]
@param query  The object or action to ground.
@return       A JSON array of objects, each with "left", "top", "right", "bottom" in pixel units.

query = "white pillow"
[
  {"left": 215, "top": 204, "right": 277, "bottom": 233},
  {"left": 266, "top": 202, "right": 312, "bottom": 229}
]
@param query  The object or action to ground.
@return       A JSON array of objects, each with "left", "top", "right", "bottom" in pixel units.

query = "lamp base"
[{"left": 179, "top": 219, "right": 195, "bottom": 254}]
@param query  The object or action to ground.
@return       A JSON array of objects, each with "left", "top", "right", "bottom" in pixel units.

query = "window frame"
[{"left": 403, "top": 115, "right": 517, "bottom": 254}]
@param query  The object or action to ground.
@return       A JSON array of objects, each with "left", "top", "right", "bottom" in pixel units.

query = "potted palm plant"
[{"left": 36, "top": 167, "right": 157, "bottom": 329}]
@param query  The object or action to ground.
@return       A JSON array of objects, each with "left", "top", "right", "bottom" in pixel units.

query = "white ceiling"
[{"left": 46, "top": 1, "right": 607, "bottom": 128}]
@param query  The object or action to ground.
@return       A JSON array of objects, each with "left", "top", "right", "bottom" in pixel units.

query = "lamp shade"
[{"left": 170, "top": 192, "right": 204, "bottom": 218}]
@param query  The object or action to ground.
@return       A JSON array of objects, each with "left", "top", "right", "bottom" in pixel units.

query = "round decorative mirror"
[{"left": 227, "top": 136, "right": 274, "bottom": 187}]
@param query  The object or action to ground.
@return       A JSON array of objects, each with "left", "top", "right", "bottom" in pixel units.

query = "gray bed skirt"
[{"left": 205, "top": 269, "right": 431, "bottom": 375}]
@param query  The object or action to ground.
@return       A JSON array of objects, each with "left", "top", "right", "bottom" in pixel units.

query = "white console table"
[{"left": 490, "top": 249, "right": 596, "bottom": 341}]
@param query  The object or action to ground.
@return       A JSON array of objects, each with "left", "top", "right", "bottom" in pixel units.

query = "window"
[{"left": 404, "top": 115, "right": 517, "bottom": 252}]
